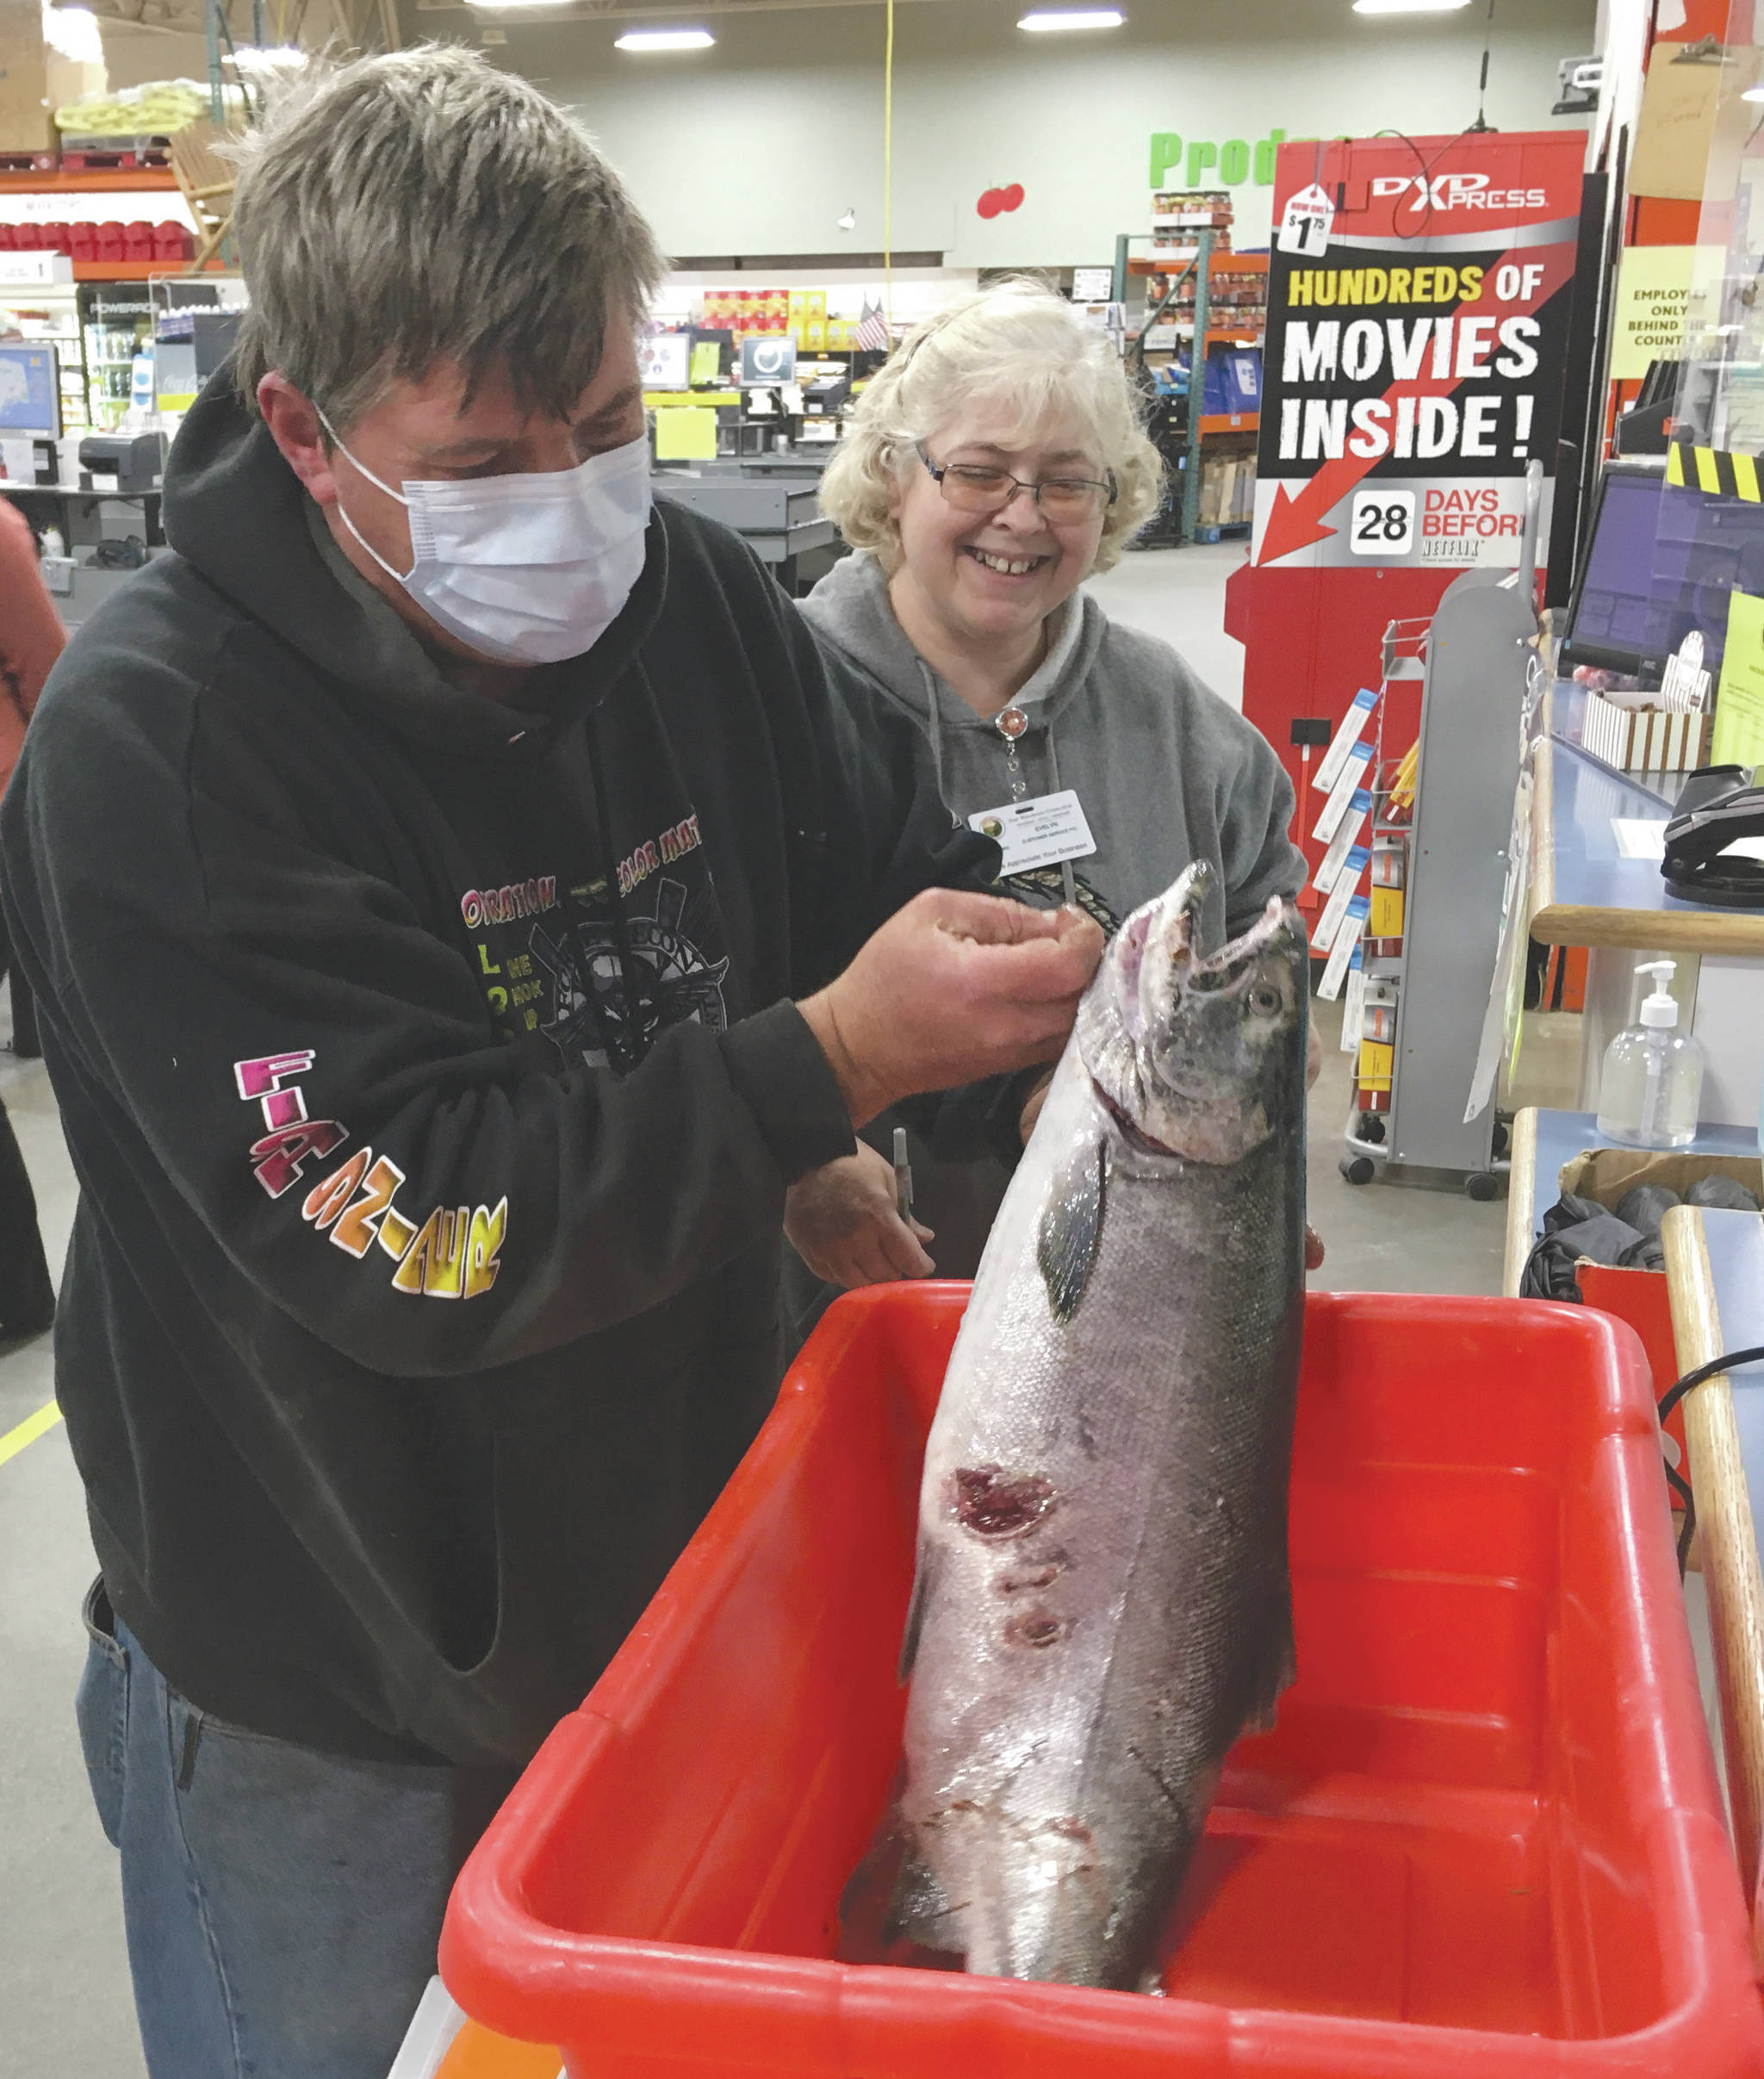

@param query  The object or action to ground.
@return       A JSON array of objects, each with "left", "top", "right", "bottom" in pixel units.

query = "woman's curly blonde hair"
[{"left": 819, "top": 279, "right": 1164, "bottom": 575}]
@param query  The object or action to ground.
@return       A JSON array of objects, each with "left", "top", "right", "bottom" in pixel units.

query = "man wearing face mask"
[{"left": 0, "top": 50, "right": 1102, "bottom": 2079}]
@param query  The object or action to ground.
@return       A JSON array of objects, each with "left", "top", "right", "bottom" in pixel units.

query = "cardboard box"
[
  {"left": 1550, "top": 1147, "right": 1764, "bottom": 1527},
  {"left": 1557, "top": 1147, "right": 1764, "bottom": 1209},
  {"left": 0, "top": 0, "right": 56, "bottom": 158}
]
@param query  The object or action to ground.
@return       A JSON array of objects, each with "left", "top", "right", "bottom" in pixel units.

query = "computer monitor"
[
  {"left": 0, "top": 342, "right": 60, "bottom": 439},
  {"left": 1561, "top": 459, "right": 1764, "bottom": 679},
  {"left": 739, "top": 336, "right": 797, "bottom": 388}
]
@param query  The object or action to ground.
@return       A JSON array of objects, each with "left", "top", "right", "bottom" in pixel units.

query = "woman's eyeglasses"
[{"left": 916, "top": 443, "right": 1118, "bottom": 521}]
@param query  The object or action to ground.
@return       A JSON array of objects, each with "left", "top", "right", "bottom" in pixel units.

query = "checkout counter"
[
  {"left": 651, "top": 454, "right": 838, "bottom": 597},
  {"left": 1530, "top": 695, "right": 1764, "bottom": 1126},
  {"left": 1509, "top": 682, "right": 1764, "bottom": 1964},
  {"left": 2, "top": 431, "right": 170, "bottom": 632}
]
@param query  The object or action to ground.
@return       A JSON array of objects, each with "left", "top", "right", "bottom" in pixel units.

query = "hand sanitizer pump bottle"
[{"left": 1595, "top": 960, "right": 1704, "bottom": 1151}]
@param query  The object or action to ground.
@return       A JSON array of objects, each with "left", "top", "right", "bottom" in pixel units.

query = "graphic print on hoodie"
[{"left": 1, "top": 373, "right": 990, "bottom": 1766}]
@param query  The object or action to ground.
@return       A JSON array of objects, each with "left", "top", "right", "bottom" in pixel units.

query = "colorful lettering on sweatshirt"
[
  {"left": 233, "top": 1052, "right": 506, "bottom": 1301},
  {"left": 462, "top": 830, "right": 730, "bottom": 1075}
]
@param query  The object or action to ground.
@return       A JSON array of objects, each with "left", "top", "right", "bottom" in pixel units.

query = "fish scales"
[{"left": 842, "top": 861, "right": 1307, "bottom": 1993}]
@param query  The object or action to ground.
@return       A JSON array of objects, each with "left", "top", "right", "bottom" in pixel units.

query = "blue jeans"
[{"left": 75, "top": 1579, "right": 514, "bottom": 2079}]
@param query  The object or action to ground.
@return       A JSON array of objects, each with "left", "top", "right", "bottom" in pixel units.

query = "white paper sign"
[
  {"left": 0, "top": 251, "right": 71, "bottom": 287},
  {"left": 1277, "top": 182, "right": 1335, "bottom": 258},
  {"left": 1612, "top": 815, "right": 1764, "bottom": 866},
  {"left": 969, "top": 790, "right": 1097, "bottom": 876},
  {"left": 0, "top": 437, "right": 34, "bottom": 483},
  {"left": 1612, "top": 817, "right": 1668, "bottom": 860}
]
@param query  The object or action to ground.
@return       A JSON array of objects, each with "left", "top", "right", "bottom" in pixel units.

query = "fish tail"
[{"left": 835, "top": 1800, "right": 965, "bottom": 1971}]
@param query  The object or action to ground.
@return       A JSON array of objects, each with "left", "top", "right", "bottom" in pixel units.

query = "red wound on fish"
[
  {"left": 952, "top": 1465, "right": 1055, "bottom": 1538},
  {"left": 1004, "top": 1607, "right": 1065, "bottom": 1648},
  {"left": 995, "top": 1562, "right": 1062, "bottom": 1595}
]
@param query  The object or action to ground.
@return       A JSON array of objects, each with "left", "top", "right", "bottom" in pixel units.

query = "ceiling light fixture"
[
  {"left": 1017, "top": 9, "right": 1124, "bottom": 29},
  {"left": 229, "top": 44, "right": 309, "bottom": 70},
  {"left": 41, "top": 4, "right": 103, "bottom": 62},
  {"left": 614, "top": 26, "right": 715, "bottom": 47},
  {"left": 1351, "top": 0, "right": 1472, "bottom": 12}
]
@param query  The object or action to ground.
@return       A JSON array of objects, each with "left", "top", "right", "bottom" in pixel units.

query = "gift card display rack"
[{"left": 1319, "top": 481, "right": 1544, "bottom": 1200}]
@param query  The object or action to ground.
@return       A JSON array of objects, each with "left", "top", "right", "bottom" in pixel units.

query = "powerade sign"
[{"left": 1149, "top": 130, "right": 1288, "bottom": 189}]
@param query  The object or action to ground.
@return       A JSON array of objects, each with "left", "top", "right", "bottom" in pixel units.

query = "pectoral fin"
[{"left": 1037, "top": 1138, "right": 1107, "bottom": 1325}]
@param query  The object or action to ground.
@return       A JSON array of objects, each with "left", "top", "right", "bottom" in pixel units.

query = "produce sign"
[{"left": 1252, "top": 134, "right": 1583, "bottom": 572}]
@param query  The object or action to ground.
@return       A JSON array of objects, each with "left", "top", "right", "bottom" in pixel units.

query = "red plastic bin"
[{"left": 441, "top": 1288, "right": 1763, "bottom": 2076}]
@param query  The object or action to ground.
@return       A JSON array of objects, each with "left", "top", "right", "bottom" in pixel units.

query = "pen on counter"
[{"left": 893, "top": 1126, "right": 914, "bottom": 1226}]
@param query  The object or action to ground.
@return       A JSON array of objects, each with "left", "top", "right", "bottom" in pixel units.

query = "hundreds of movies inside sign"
[{"left": 1253, "top": 136, "right": 1581, "bottom": 574}]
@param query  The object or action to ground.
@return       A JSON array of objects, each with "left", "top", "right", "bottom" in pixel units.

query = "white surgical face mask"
[{"left": 318, "top": 410, "right": 653, "bottom": 666}]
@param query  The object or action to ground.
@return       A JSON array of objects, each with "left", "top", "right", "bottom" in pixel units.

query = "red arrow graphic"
[{"left": 1254, "top": 239, "right": 1575, "bottom": 568}]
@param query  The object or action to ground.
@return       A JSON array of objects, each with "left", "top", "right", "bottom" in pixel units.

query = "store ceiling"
[
  {"left": 411, "top": 0, "right": 951, "bottom": 17},
  {"left": 53, "top": 0, "right": 937, "bottom": 42},
  {"left": 50, "top": 0, "right": 397, "bottom": 53}
]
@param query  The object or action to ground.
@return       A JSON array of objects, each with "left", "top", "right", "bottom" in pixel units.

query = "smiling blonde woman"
[{"left": 782, "top": 280, "right": 1308, "bottom": 1309}]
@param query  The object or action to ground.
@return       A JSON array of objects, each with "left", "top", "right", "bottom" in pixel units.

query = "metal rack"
[{"left": 1339, "top": 470, "right": 1544, "bottom": 1198}]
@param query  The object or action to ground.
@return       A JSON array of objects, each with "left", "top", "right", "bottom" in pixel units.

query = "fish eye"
[{"left": 1248, "top": 984, "right": 1283, "bottom": 1016}]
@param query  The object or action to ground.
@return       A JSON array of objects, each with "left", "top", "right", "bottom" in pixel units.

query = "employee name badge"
[
  {"left": 1313, "top": 789, "right": 1373, "bottom": 897},
  {"left": 1313, "top": 742, "right": 1374, "bottom": 846},
  {"left": 969, "top": 790, "right": 1096, "bottom": 877},
  {"left": 1311, "top": 845, "right": 1369, "bottom": 955},
  {"left": 1317, "top": 894, "right": 1369, "bottom": 1002},
  {"left": 1277, "top": 182, "right": 1335, "bottom": 258}
]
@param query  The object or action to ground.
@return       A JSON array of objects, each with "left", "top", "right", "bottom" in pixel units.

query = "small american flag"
[{"left": 855, "top": 297, "right": 891, "bottom": 352}]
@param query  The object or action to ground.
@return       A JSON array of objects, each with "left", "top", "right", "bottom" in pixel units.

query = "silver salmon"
[{"left": 842, "top": 861, "right": 1308, "bottom": 1991}]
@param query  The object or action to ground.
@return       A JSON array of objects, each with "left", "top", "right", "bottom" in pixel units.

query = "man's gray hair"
[{"left": 230, "top": 47, "right": 667, "bottom": 431}]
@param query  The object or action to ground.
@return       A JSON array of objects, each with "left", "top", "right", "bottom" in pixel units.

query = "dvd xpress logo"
[{"left": 1373, "top": 172, "right": 1547, "bottom": 213}]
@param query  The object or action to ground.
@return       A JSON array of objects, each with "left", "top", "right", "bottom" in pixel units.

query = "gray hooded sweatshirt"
[{"left": 799, "top": 549, "right": 1305, "bottom": 949}]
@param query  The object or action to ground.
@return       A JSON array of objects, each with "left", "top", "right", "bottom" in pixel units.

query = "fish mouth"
[
  {"left": 1115, "top": 865, "right": 1289, "bottom": 1046},
  {"left": 1090, "top": 1081, "right": 1180, "bottom": 1157}
]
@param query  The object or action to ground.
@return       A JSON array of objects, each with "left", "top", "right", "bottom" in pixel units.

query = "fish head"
[{"left": 1078, "top": 862, "right": 1308, "bottom": 1165}]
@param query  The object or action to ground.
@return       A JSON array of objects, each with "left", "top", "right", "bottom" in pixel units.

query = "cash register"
[{"left": 78, "top": 432, "right": 167, "bottom": 494}]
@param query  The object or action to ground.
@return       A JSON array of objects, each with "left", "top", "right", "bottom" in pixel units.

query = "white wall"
[{"left": 432, "top": 0, "right": 1598, "bottom": 266}]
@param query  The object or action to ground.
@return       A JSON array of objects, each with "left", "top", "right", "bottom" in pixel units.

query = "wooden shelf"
[
  {"left": 1130, "top": 251, "right": 1270, "bottom": 277},
  {"left": 71, "top": 260, "right": 212, "bottom": 280},
  {"left": 0, "top": 169, "right": 177, "bottom": 193}
]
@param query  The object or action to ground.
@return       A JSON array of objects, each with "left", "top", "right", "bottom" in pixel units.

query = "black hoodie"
[{"left": 1, "top": 374, "right": 982, "bottom": 1766}]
